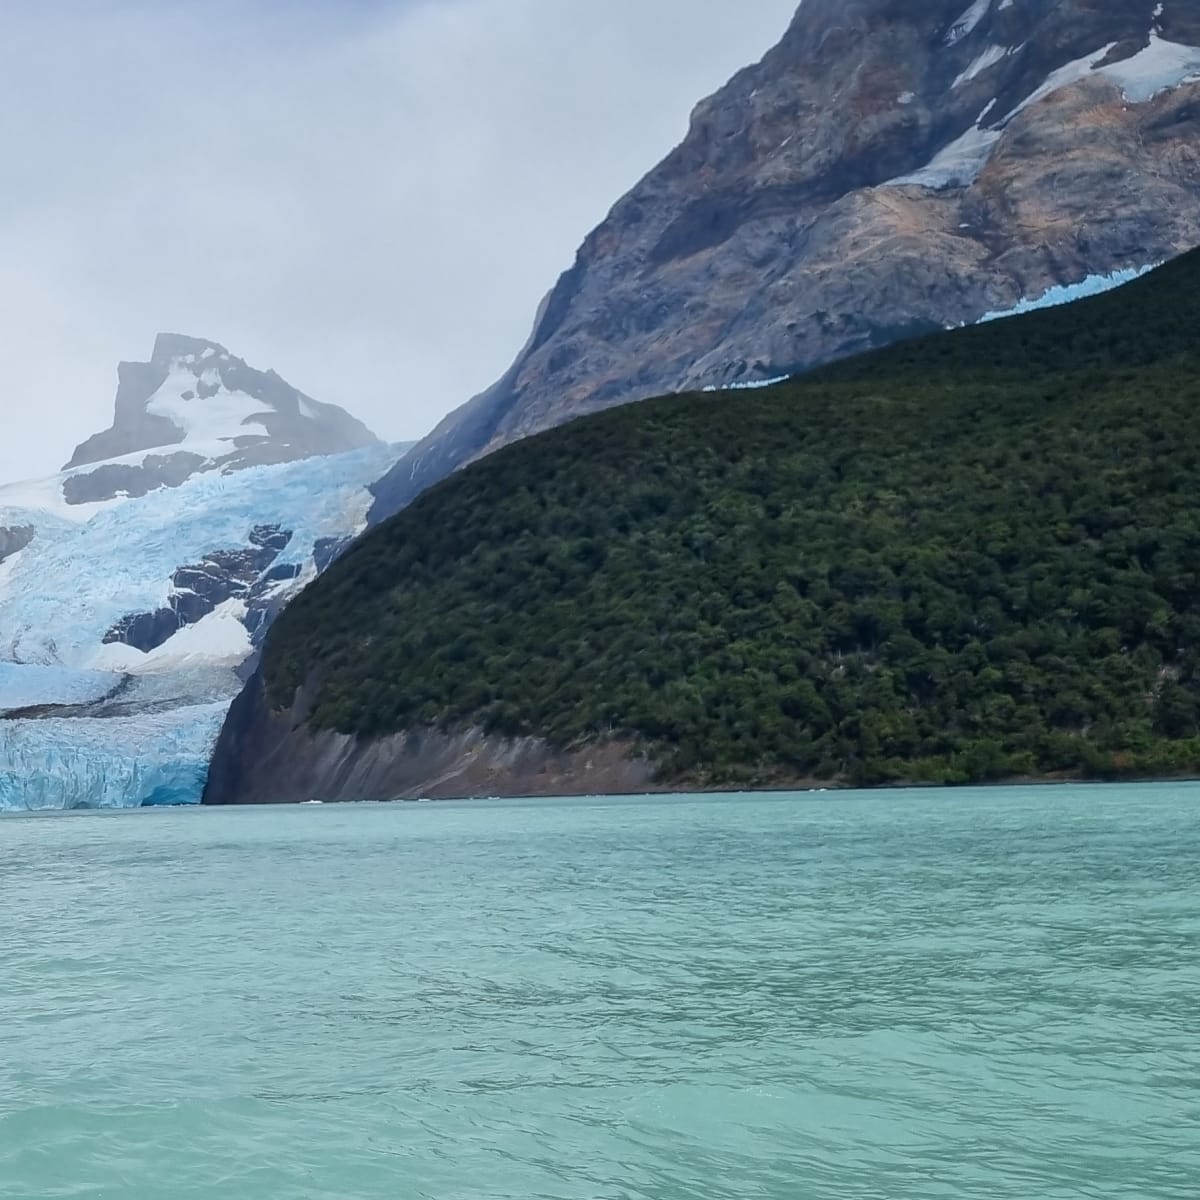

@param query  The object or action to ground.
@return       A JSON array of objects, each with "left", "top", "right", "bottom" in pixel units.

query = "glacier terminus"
[{"left": 0, "top": 335, "right": 397, "bottom": 812}]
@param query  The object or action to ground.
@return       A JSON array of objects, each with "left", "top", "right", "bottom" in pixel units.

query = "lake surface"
[{"left": 1, "top": 785, "right": 1198, "bottom": 1199}]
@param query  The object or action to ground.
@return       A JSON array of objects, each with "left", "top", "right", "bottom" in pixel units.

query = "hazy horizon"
[{"left": 0, "top": 0, "right": 796, "bottom": 483}]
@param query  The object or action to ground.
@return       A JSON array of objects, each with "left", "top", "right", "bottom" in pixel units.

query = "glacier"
[
  {"left": 0, "top": 442, "right": 399, "bottom": 812},
  {"left": 700, "top": 265, "right": 1157, "bottom": 400},
  {"left": 0, "top": 703, "right": 229, "bottom": 811},
  {"left": 978, "top": 265, "right": 1156, "bottom": 322}
]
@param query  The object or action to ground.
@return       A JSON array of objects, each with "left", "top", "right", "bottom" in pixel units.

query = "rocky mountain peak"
[
  {"left": 63, "top": 335, "right": 379, "bottom": 504},
  {"left": 371, "top": 0, "right": 1200, "bottom": 522},
  {"left": 148, "top": 332, "right": 231, "bottom": 367}
]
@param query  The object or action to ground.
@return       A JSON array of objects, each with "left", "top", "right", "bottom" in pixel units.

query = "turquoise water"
[{"left": 1, "top": 785, "right": 1198, "bottom": 1199}]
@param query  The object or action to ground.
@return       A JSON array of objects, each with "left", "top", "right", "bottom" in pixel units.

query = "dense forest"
[{"left": 265, "top": 248, "right": 1200, "bottom": 787}]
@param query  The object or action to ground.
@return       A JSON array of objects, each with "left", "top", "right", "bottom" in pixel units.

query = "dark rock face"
[
  {"left": 0, "top": 525, "right": 34, "bottom": 565},
  {"left": 104, "top": 524, "right": 294, "bottom": 653},
  {"left": 202, "top": 673, "right": 655, "bottom": 805},
  {"left": 61, "top": 453, "right": 207, "bottom": 504},
  {"left": 312, "top": 536, "right": 349, "bottom": 575},
  {"left": 66, "top": 334, "right": 379, "bottom": 503},
  {"left": 371, "top": 0, "right": 1200, "bottom": 521}
]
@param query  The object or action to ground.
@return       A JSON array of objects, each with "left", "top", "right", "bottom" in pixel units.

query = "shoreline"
[{"left": 5, "top": 773, "right": 1200, "bottom": 818}]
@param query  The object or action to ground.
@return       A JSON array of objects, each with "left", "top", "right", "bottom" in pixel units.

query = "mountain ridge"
[
  {"left": 371, "top": 0, "right": 1200, "bottom": 522},
  {"left": 64, "top": 333, "right": 378, "bottom": 503}
]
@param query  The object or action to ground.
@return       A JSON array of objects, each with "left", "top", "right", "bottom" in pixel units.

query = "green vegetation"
[{"left": 266, "top": 249, "right": 1200, "bottom": 787}]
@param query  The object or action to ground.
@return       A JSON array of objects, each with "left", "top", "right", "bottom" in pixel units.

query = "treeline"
[{"left": 264, "top": 248, "right": 1200, "bottom": 787}]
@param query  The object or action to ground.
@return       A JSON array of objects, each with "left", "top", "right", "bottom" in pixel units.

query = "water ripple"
[{"left": 1, "top": 785, "right": 1198, "bottom": 1198}]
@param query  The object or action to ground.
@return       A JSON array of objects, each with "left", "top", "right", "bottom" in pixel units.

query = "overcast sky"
[{"left": 0, "top": 0, "right": 796, "bottom": 482}]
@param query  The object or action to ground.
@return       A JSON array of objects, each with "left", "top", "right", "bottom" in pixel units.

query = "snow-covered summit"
[{"left": 64, "top": 333, "right": 379, "bottom": 504}]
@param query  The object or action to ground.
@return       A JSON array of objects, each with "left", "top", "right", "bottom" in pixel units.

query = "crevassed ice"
[
  {"left": 0, "top": 444, "right": 394, "bottom": 667},
  {"left": 0, "top": 703, "right": 229, "bottom": 812},
  {"left": 0, "top": 663, "right": 116, "bottom": 711},
  {"left": 0, "top": 442, "right": 398, "bottom": 812}
]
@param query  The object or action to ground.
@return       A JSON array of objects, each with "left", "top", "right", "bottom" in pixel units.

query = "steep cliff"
[{"left": 372, "top": 0, "right": 1200, "bottom": 521}]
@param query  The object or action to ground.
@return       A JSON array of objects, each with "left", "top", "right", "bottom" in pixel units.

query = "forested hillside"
[{"left": 262, "top": 249, "right": 1200, "bottom": 788}]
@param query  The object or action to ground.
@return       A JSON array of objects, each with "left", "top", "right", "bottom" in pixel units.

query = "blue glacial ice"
[
  {"left": 978, "top": 266, "right": 1155, "bottom": 323},
  {"left": 0, "top": 703, "right": 229, "bottom": 811},
  {"left": 0, "top": 443, "right": 399, "bottom": 812}
]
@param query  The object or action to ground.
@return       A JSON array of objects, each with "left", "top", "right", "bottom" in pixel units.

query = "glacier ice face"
[
  {"left": 0, "top": 703, "right": 229, "bottom": 812},
  {"left": 0, "top": 442, "right": 400, "bottom": 813},
  {"left": 978, "top": 265, "right": 1155, "bottom": 322}
]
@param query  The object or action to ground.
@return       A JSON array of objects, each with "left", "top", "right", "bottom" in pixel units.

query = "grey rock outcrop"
[
  {"left": 371, "top": 0, "right": 1200, "bottom": 521},
  {"left": 103, "top": 525, "right": 297, "bottom": 653},
  {"left": 0, "top": 525, "right": 34, "bottom": 566}
]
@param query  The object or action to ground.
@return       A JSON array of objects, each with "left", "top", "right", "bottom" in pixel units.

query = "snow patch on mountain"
[
  {"left": 890, "top": 27, "right": 1200, "bottom": 191},
  {"left": 954, "top": 44, "right": 1012, "bottom": 88},
  {"left": 1103, "top": 33, "right": 1200, "bottom": 102},
  {"left": 889, "top": 119, "right": 1004, "bottom": 190},
  {"left": 63, "top": 334, "right": 379, "bottom": 503},
  {"left": 145, "top": 361, "right": 271, "bottom": 450},
  {"left": 946, "top": 0, "right": 992, "bottom": 46},
  {"left": 94, "top": 600, "right": 253, "bottom": 674},
  {"left": 0, "top": 474, "right": 119, "bottom": 525}
]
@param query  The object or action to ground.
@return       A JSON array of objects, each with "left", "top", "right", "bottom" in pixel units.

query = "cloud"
[{"left": 0, "top": 0, "right": 796, "bottom": 482}]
